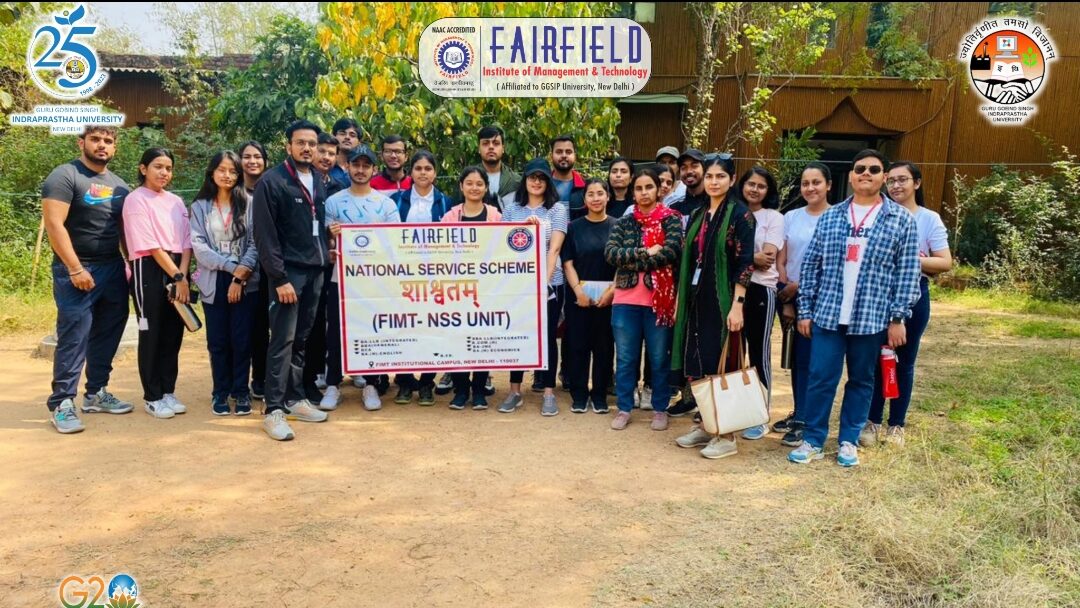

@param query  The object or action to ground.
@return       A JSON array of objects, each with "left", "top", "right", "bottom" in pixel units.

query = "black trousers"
[
  {"left": 563, "top": 298, "right": 614, "bottom": 404},
  {"left": 250, "top": 269, "right": 270, "bottom": 392},
  {"left": 742, "top": 282, "right": 776, "bottom": 394},
  {"left": 265, "top": 265, "right": 325, "bottom": 413},
  {"left": 131, "top": 255, "right": 185, "bottom": 402},
  {"left": 302, "top": 266, "right": 334, "bottom": 401},
  {"left": 510, "top": 285, "right": 564, "bottom": 388},
  {"left": 451, "top": 371, "right": 489, "bottom": 397}
]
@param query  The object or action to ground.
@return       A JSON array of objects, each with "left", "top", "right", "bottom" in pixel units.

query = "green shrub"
[{"left": 949, "top": 149, "right": 1080, "bottom": 301}]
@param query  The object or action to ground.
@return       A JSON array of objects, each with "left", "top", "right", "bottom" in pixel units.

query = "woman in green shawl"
[{"left": 672, "top": 155, "right": 756, "bottom": 460}]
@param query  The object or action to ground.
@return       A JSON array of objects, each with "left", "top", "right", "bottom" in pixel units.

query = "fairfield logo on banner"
[{"left": 419, "top": 18, "right": 652, "bottom": 98}]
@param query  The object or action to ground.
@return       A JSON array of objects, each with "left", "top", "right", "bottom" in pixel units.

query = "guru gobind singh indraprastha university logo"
[
  {"left": 434, "top": 36, "right": 474, "bottom": 79},
  {"left": 958, "top": 15, "right": 1057, "bottom": 125},
  {"left": 26, "top": 4, "right": 108, "bottom": 100}
]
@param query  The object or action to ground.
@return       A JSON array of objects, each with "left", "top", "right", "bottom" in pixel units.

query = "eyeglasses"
[
  {"left": 853, "top": 164, "right": 883, "bottom": 175},
  {"left": 382, "top": 149, "right": 406, "bottom": 157},
  {"left": 704, "top": 152, "right": 733, "bottom": 162},
  {"left": 886, "top": 176, "right": 912, "bottom": 187}
]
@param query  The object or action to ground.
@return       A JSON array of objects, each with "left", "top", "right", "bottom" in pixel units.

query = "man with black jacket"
[{"left": 253, "top": 120, "right": 331, "bottom": 441}]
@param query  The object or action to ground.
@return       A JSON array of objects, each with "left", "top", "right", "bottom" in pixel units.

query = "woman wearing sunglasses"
[{"left": 788, "top": 149, "right": 921, "bottom": 468}]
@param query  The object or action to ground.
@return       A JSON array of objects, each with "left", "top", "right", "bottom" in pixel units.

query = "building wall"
[{"left": 619, "top": 2, "right": 1080, "bottom": 214}]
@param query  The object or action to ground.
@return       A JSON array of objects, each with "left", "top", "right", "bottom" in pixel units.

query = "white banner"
[{"left": 337, "top": 223, "right": 548, "bottom": 375}]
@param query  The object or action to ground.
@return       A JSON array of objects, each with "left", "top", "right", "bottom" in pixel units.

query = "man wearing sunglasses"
[{"left": 788, "top": 149, "right": 920, "bottom": 468}]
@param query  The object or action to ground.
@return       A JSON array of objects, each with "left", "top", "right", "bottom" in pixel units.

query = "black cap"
[
  {"left": 347, "top": 144, "right": 378, "bottom": 164},
  {"left": 523, "top": 157, "right": 553, "bottom": 180},
  {"left": 678, "top": 148, "right": 706, "bottom": 165}
]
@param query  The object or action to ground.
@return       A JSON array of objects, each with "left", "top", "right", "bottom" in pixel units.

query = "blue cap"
[{"left": 523, "top": 157, "right": 552, "bottom": 180}]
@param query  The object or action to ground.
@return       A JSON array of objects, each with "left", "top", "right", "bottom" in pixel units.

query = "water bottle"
[
  {"left": 780, "top": 324, "right": 795, "bottom": 370},
  {"left": 880, "top": 346, "right": 899, "bottom": 399}
]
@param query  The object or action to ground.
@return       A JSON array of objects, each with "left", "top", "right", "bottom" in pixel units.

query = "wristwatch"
[
  {"left": 232, "top": 276, "right": 243, "bottom": 285},
  {"left": 890, "top": 315, "right": 905, "bottom": 325},
  {"left": 172, "top": 272, "right": 185, "bottom": 283},
  {"left": 735, "top": 295, "right": 746, "bottom": 303}
]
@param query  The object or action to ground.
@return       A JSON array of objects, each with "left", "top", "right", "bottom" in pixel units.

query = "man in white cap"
[{"left": 655, "top": 146, "right": 686, "bottom": 206}]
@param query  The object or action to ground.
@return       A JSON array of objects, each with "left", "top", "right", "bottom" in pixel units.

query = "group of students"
[{"left": 41, "top": 120, "right": 951, "bottom": 467}]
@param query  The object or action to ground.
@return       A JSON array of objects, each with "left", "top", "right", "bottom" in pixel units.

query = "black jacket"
[{"left": 253, "top": 159, "right": 329, "bottom": 287}]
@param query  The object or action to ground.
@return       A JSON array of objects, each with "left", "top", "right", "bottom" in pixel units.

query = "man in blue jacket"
[{"left": 789, "top": 149, "right": 920, "bottom": 467}]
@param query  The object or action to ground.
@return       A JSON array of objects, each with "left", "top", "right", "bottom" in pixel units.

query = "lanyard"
[
  {"left": 849, "top": 199, "right": 881, "bottom": 238},
  {"left": 213, "top": 203, "right": 232, "bottom": 232},
  {"left": 284, "top": 160, "right": 317, "bottom": 219}
]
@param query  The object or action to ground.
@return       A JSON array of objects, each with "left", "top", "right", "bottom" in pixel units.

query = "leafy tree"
[
  {"left": 683, "top": 2, "right": 834, "bottom": 153},
  {"left": 150, "top": 2, "right": 317, "bottom": 56},
  {"left": 210, "top": 15, "right": 326, "bottom": 151},
  {"left": 302, "top": 2, "right": 622, "bottom": 183}
]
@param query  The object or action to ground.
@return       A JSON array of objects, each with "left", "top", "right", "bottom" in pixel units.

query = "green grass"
[
  {"left": 932, "top": 285, "right": 1080, "bottom": 319},
  {"left": 0, "top": 291, "right": 57, "bottom": 336}
]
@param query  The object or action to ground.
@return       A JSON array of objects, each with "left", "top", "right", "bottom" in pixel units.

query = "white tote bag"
[{"left": 691, "top": 334, "right": 769, "bottom": 436}]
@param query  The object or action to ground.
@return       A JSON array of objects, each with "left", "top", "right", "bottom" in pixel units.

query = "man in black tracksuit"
[{"left": 253, "top": 120, "right": 331, "bottom": 441}]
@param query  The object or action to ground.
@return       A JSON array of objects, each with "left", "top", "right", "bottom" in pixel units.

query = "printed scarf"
[{"left": 633, "top": 204, "right": 678, "bottom": 326}]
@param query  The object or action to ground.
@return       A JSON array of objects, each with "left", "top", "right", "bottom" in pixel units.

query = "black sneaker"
[
  {"left": 376, "top": 375, "right": 391, "bottom": 396},
  {"left": 394, "top": 387, "right": 414, "bottom": 404},
  {"left": 591, "top": 399, "right": 610, "bottom": 414},
  {"left": 435, "top": 373, "right": 454, "bottom": 396},
  {"left": 418, "top": 385, "right": 436, "bottom": 406},
  {"left": 234, "top": 396, "right": 252, "bottom": 416},
  {"left": 781, "top": 423, "right": 805, "bottom": 447},
  {"left": 570, "top": 401, "right": 588, "bottom": 414},
  {"left": 692, "top": 412, "right": 702, "bottom": 424},
  {"left": 449, "top": 393, "right": 468, "bottom": 410},
  {"left": 250, "top": 382, "right": 265, "bottom": 401},
  {"left": 484, "top": 376, "right": 496, "bottom": 396},
  {"left": 212, "top": 397, "right": 231, "bottom": 416},
  {"left": 471, "top": 394, "right": 489, "bottom": 410},
  {"left": 531, "top": 372, "right": 544, "bottom": 393},
  {"left": 667, "top": 397, "right": 697, "bottom": 418},
  {"left": 772, "top": 411, "right": 796, "bottom": 433}
]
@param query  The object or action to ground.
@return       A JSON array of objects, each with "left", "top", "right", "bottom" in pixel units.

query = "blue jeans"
[
  {"left": 612, "top": 304, "right": 672, "bottom": 413},
  {"left": 203, "top": 272, "right": 257, "bottom": 400},
  {"left": 869, "top": 277, "right": 930, "bottom": 427},
  {"left": 48, "top": 259, "right": 130, "bottom": 410},
  {"left": 789, "top": 330, "right": 812, "bottom": 422},
  {"left": 802, "top": 323, "right": 885, "bottom": 447}
]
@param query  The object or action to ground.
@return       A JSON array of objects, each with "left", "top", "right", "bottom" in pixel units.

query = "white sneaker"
[
  {"left": 700, "top": 436, "right": 738, "bottom": 460},
  {"left": 352, "top": 376, "right": 367, "bottom": 389},
  {"left": 362, "top": 385, "right": 382, "bottom": 411},
  {"left": 263, "top": 410, "right": 294, "bottom": 441},
  {"left": 319, "top": 385, "right": 340, "bottom": 411},
  {"left": 284, "top": 399, "right": 328, "bottom": 422},
  {"left": 641, "top": 386, "right": 654, "bottom": 411},
  {"left": 162, "top": 393, "right": 186, "bottom": 414},
  {"left": 859, "top": 422, "right": 880, "bottom": 447},
  {"left": 144, "top": 399, "right": 175, "bottom": 419},
  {"left": 315, "top": 373, "right": 328, "bottom": 390},
  {"left": 675, "top": 426, "right": 713, "bottom": 448}
]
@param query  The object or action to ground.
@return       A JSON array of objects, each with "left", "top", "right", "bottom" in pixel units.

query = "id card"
[
  {"left": 692, "top": 267, "right": 702, "bottom": 286},
  {"left": 313, "top": 220, "right": 321, "bottom": 237},
  {"left": 846, "top": 243, "right": 861, "bottom": 262},
  {"left": 138, "top": 317, "right": 149, "bottom": 331}
]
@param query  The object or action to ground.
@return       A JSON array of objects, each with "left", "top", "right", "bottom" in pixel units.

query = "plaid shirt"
[{"left": 797, "top": 195, "right": 920, "bottom": 335}]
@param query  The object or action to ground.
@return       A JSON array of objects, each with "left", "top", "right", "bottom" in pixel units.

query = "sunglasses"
[{"left": 853, "top": 164, "right": 883, "bottom": 175}]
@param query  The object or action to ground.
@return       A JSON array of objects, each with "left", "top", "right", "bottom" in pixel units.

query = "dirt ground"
[{"left": 0, "top": 312, "right": 937, "bottom": 608}]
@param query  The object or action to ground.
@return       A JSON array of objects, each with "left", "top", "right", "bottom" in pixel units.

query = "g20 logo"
[
  {"left": 58, "top": 573, "right": 140, "bottom": 608},
  {"left": 26, "top": 5, "right": 109, "bottom": 100}
]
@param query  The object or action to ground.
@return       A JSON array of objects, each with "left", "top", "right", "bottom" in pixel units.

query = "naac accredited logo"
[{"left": 958, "top": 15, "right": 1056, "bottom": 125}]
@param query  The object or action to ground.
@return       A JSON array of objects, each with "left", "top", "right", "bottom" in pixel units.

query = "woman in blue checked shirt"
[{"left": 788, "top": 149, "right": 920, "bottom": 468}]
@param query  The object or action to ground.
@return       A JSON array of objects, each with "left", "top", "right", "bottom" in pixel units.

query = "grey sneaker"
[
  {"left": 700, "top": 436, "right": 738, "bottom": 460},
  {"left": 859, "top": 422, "right": 880, "bottom": 447},
  {"left": 541, "top": 394, "right": 559, "bottom": 417},
  {"left": 51, "top": 399, "right": 85, "bottom": 434},
  {"left": 675, "top": 426, "right": 712, "bottom": 448},
  {"left": 498, "top": 393, "right": 523, "bottom": 413},
  {"left": 285, "top": 399, "right": 328, "bottom": 423},
  {"left": 263, "top": 410, "right": 294, "bottom": 441},
  {"left": 82, "top": 388, "right": 133, "bottom": 414}
]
